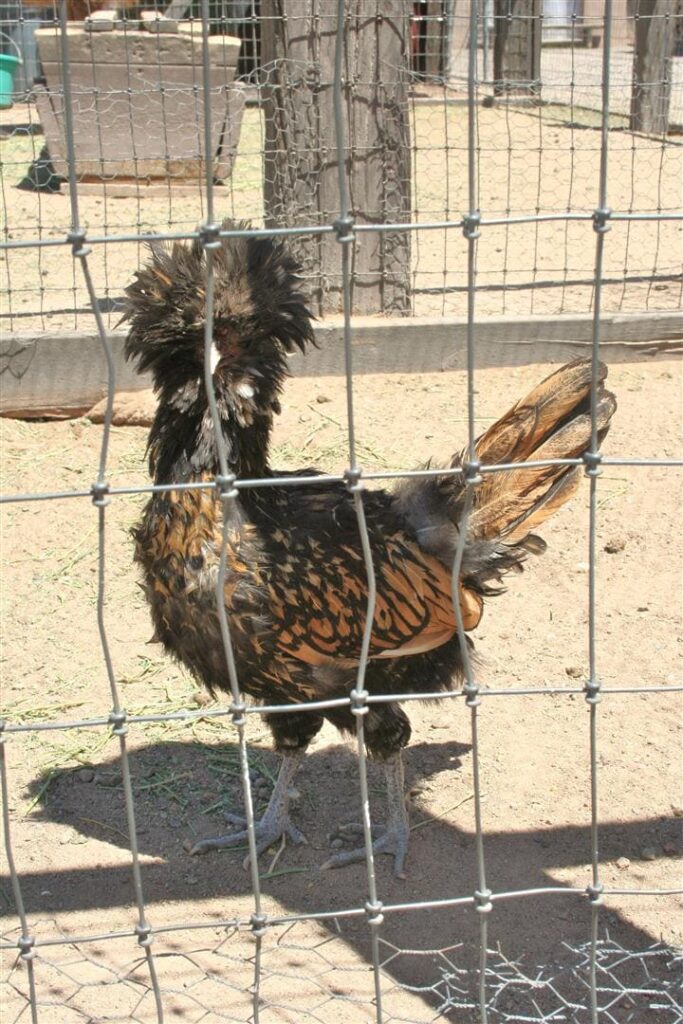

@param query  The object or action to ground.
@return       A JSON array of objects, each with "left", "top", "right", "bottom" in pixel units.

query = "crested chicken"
[{"left": 124, "top": 222, "right": 616, "bottom": 877}]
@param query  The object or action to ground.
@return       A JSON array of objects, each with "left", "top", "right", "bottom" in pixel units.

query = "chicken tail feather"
[{"left": 463, "top": 359, "right": 617, "bottom": 546}]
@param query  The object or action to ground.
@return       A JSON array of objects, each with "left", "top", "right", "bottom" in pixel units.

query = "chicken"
[{"left": 123, "top": 222, "right": 617, "bottom": 877}]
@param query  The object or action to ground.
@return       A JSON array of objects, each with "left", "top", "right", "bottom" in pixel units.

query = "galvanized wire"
[{"left": 0, "top": 3, "right": 681, "bottom": 1024}]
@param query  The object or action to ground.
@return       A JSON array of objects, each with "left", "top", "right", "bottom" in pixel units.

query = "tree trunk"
[
  {"left": 261, "top": 0, "right": 411, "bottom": 315},
  {"left": 630, "top": 0, "right": 682, "bottom": 134}
]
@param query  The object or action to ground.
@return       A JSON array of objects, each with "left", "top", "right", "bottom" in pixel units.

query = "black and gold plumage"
[{"left": 124, "top": 222, "right": 617, "bottom": 876}]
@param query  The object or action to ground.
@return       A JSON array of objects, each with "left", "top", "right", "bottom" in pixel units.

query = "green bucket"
[{"left": 0, "top": 33, "right": 22, "bottom": 110}]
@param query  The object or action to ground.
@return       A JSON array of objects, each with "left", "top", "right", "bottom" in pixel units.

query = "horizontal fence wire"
[{"left": 0, "top": 2, "right": 682, "bottom": 1023}]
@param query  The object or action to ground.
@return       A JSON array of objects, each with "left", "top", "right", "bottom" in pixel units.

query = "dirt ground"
[{"left": 0, "top": 352, "right": 681, "bottom": 1023}]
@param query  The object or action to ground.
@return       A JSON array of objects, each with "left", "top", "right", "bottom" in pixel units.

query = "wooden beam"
[{"left": 2, "top": 312, "right": 681, "bottom": 418}]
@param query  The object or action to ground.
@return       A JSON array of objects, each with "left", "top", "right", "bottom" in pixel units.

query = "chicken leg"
[
  {"left": 190, "top": 751, "right": 307, "bottom": 867},
  {"left": 321, "top": 753, "right": 410, "bottom": 878}
]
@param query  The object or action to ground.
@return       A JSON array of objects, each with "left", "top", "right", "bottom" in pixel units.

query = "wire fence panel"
[
  {"left": 1, "top": 1, "right": 682, "bottom": 1023},
  {"left": 0, "top": 1, "right": 682, "bottom": 329}
]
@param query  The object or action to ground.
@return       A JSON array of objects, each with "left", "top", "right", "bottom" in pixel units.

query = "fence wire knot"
[
  {"left": 474, "top": 888, "right": 493, "bottom": 914},
  {"left": 350, "top": 688, "right": 369, "bottom": 717},
  {"left": 463, "top": 459, "right": 483, "bottom": 486},
  {"left": 463, "top": 680, "right": 481, "bottom": 707},
  {"left": 135, "top": 922, "right": 153, "bottom": 948},
  {"left": 66, "top": 228, "right": 92, "bottom": 259},
  {"left": 365, "top": 899, "right": 384, "bottom": 927},
  {"left": 582, "top": 450, "right": 603, "bottom": 477},
  {"left": 586, "top": 882, "right": 605, "bottom": 906},
  {"left": 91, "top": 480, "right": 110, "bottom": 507},
  {"left": 108, "top": 709, "right": 128, "bottom": 735},
  {"left": 215, "top": 473, "right": 238, "bottom": 502},
  {"left": 462, "top": 211, "right": 481, "bottom": 239},
  {"left": 592, "top": 207, "right": 612, "bottom": 233},
  {"left": 344, "top": 467, "right": 364, "bottom": 494},
  {"left": 17, "top": 935, "right": 35, "bottom": 960},
  {"left": 198, "top": 222, "right": 222, "bottom": 251},
  {"left": 250, "top": 912, "right": 268, "bottom": 938},
  {"left": 229, "top": 700, "right": 247, "bottom": 727},
  {"left": 584, "top": 678, "right": 602, "bottom": 705},
  {"left": 333, "top": 215, "right": 355, "bottom": 243}
]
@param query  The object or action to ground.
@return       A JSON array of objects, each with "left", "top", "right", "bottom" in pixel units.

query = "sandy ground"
[{"left": 0, "top": 352, "right": 681, "bottom": 1022}]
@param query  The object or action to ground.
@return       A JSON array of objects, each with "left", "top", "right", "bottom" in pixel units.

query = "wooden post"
[
  {"left": 630, "top": 0, "right": 682, "bottom": 134},
  {"left": 261, "top": 0, "right": 412, "bottom": 316},
  {"left": 493, "top": 0, "right": 542, "bottom": 99}
]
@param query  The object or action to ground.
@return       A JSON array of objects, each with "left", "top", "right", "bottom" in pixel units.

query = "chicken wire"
[
  {"left": 0, "top": 1, "right": 682, "bottom": 1023},
  {"left": 0, "top": 0, "right": 682, "bottom": 329}
]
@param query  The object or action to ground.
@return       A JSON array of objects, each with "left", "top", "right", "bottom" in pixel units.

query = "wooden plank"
[
  {"left": 630, "top": 0, "right": 681, "bottom": 134},
  {"left": 2, "top": 312, "right": 681, "bottom": 418}
]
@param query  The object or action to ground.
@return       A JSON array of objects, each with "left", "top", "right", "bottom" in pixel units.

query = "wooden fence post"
[
  {"left": 493, "top": 0, "right": 542, "bottom": 98},
  {"left": 630, "top": 0, "right": 682, "bottom": 134},
  {"left": 261, "top": 0, "right": 412, "bottom": 316}
]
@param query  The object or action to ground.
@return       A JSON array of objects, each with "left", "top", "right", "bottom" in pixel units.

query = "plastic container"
[{"left": 0, "top": 32, "right": 22, "bottom": 110}]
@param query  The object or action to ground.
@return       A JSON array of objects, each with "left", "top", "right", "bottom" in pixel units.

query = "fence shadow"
[{"left": 4, "top": 735, "right": 680, "bottom": 1015}]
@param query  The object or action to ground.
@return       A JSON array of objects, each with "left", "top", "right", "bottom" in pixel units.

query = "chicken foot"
[
  {"left": 190, "top": 751, "right": 306, "bottom": 868},
  {"left": 321, "top": 753, "right": 410, "bottom": 878}
]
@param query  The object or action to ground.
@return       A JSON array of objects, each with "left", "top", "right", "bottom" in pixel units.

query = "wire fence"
[
  {"left": 0, "top": 0, "right": 682, "bottom": 330},
  {"left": 1, "top": 1, "right": 682, "bottom": 1023}
]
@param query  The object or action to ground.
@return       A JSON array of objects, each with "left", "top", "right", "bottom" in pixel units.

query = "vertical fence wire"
[
  {"left": 198, "top": 2, "right": 269, "bottom": 1018},
  {"left": 332, "top": 1, "right": 384, "bottom": 1017},
  {"left": 585, "top": 2, "right": 614, "bottom": 1021},
  {"left": 55, "top": 3, "right": 167, "bottom": 1021}
]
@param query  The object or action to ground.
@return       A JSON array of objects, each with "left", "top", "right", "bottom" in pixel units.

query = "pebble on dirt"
[{"left": 604, "top": 535, "right": 627, "bottom": 554}]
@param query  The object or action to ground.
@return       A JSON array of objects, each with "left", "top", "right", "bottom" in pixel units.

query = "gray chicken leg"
[
  {"left": 190, "top": 751, "right": 306, "bottom": 868},
  {"left": 321, "top": 753, "right": 410, "bottom": 878}
]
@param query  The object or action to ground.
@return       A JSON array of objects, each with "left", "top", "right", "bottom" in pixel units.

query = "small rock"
[
  {"left": 637, "top": 606, "right": 649, "bottom": 613},
  {"left": 316, "top": 394, "right": 331, "bottom": 404},
  {"left": 330, "top": 838, "right": 344, "bottom": 850},
  {"left": 193, "top": 690, "right": 212, "bottom": 707},
  {"left": 182, "top": 838, "right": 194, "bottom": 853},
  {"left": 640, "top": 845, "right": 657, "bottom": 861},
  {"left": 76, "top": 768, "right": 95, "bottom": 783},
  {"left": 604, "top": 535, "right": 626, "bottom": 554},
  {"left": 575, "top": 562, "right": 590, "bottom": 573},
  {"left": 565, "top": 665, "right": 583, "bottom": 679},
  {"left": 615, "top": 856, "right": 630, "bottom": 869},
  {"left": 95, "top": 770, "right": 122, "bottom": 788},
  {"left": 671, "top": 804, "right": 683, "bottom": 818},
  {"left": 662, "top": 841, "right": 678, "bottom": 856}
]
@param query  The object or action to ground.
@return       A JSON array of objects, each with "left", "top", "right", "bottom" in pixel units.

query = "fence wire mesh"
[
  {"left": 1, "top": 1, "right": 682, "bottom": 1023},
  {"left": 0, "top": 0, "right": 682, "bottom": 330}
]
